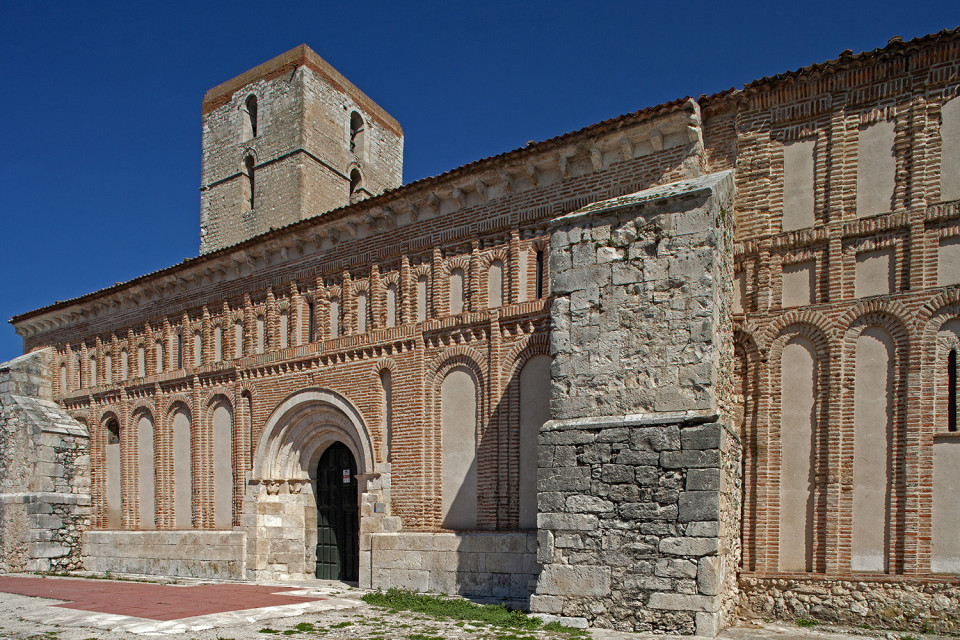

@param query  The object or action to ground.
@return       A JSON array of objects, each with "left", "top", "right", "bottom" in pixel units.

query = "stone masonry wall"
[
  {"left": 82, "top": 530, "right": 246, "bottom": 580},
  {"left": 532, "top": 172, "right": 739, "bottom": 636},
  {"left": 532, "top": 415, "right": 740, "bottom": 634},
  {"left": 739, "top": 577, "right": 960, "bottom": 636},
  {"left": 368, "top": 532, "right": 538, "bottom": 602},
  {"left": 0, "top": 350, "right": 90, "bottom": 573}
]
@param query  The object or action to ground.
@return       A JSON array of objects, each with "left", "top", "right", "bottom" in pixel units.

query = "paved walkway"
[
  {"left": 0, "top": 575, "right": 326, "bottom": 620},
  {"left": 0, "top": 574, "right": 950, "bottom": 640}
]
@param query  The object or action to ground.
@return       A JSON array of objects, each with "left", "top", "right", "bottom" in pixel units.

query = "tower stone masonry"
[{"left": 4, "top": 29, "right": 960, "bottom": 636}]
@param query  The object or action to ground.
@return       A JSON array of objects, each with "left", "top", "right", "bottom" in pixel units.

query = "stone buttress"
[{"left": 531, "top": 172, "right": 739, "bottom": 636}]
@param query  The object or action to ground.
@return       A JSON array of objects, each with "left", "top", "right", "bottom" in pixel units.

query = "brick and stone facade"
[{"left": 4, "top": 29, "right": 960, "bottom": 636}]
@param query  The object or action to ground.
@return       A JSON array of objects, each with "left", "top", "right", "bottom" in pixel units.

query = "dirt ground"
[{"left": 0, "top": 575, "right": 952, "bottom": 640}]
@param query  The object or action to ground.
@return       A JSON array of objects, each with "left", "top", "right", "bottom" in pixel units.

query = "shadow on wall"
[{"left": 428, "top": 354, "right": 549, "bottom": 603}]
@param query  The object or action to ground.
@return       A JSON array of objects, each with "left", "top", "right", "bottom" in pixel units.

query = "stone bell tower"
[{"left": 199, "top": 45, "right": 404, "bottom": 255}]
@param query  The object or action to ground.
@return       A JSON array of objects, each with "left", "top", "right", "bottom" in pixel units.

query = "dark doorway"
[{"left": 315, "top": 442, "right": 359, "bottom": 581}]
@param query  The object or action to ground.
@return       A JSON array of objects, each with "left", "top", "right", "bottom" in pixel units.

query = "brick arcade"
[{"left": 3, "top": 30, "right": 960, "bottom": 636}]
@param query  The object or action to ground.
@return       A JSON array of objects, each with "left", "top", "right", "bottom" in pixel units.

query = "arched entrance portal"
[
  {"left": 247, "top": 389, "right": 375, "bottom": 582},
  {"left": 315, "top": 442, "right": 359, "bottom": 580}
]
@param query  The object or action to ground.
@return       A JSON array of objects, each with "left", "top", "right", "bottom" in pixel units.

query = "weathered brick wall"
[
  {"left": 701, "top": 30, "right": 960, "bottom": 629},
  {"left": 13, "top": 97, "right": 708, "bottom": 586}
]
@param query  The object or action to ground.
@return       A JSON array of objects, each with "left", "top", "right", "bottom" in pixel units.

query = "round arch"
[{"left": 252, "top": 388, "right": 374, "bottom": 483}]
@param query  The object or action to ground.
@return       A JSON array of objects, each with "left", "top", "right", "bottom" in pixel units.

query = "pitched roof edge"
[
  {"left": 10, "top": 97, "right": 694, "bottom": 326},
  {"left": 202, "top": 44, "right": 402, "bottom": 136},
  {"left": 699, "top": 25, "right": 960, "bottom": 107}
]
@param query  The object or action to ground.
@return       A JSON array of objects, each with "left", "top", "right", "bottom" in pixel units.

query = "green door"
[{"left": 315, "top": 442, "right": 359, "bottom": 581}]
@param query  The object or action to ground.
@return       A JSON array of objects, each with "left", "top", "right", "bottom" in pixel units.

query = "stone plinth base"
[
  {"left": 82, "top": 530, "right": 246, "bottom": 580},
  {"left": 367, "top": 532, "right": 538, "bottom": 601},
  {"left": 739, "top": 575, "right": 960, "bottom": 635}
]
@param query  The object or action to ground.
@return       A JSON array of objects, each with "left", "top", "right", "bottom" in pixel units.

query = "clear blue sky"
[{"left": 0, "top": 1, "right": 956, "bottom": 362}]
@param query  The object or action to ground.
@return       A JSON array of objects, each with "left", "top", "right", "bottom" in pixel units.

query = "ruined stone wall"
[
  {"left": 0, "top": 350, "right": 90, "bottom": 573},
  {"left": 531, "top": 173, "right": 738, "bottom": 635}
]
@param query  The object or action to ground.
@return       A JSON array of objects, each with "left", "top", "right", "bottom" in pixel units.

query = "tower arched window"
[
  {"left": 350, "top": 111, "right": 364, "bottom": 154},
  {"left": 244, "top": 94, "right": 258, "bottom": 139},
  {"left": 349, "top": 168, "right": 362, "bottom": 201},
  {"left": 244, "top": 155, "right": 256, "bottom": 210}
]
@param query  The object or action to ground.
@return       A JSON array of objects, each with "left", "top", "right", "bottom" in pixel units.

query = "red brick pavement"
[{"left": 0, "top": 576, "right": 325, "bottom": 621}]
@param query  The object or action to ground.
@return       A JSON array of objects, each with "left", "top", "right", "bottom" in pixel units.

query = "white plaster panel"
[
  {"left": 173, "top": 410, "right": 192, "bottom": 529},
  {"left": 782, "top": 261, "right": 814, "bottom": 308},
  {"left": 941, "top": 97, "right": 960, "bottom": 202},
  {"left": 441, "top": 368, "right": 477, "bottom": 529},
  {"left": 938, "top": 236, "right": 960, "bottom": 286},
  {"left": 106, "top": 443, "right": 121, "bottom": 529},
  {"left": 855, "top": 249, "right": 894, "bottom": 298},
  {"left": 234, "top": 322, "right": 243, "bottom": 357},
  {"left": 733, "top": 271, "right": 746, "bottom": 313},
  {"left": 279, "top": 313, "right": 289, "bottom": 349},
  {"left": 779, "top": 338, "right": 815, "bottom": 572},
  {"left": 856, "top": 121, "right": 896, "bottom": 218},
  {"left": 933, "top": 439, "right": 960, "bottom": 573},
  {"left": 417, "top": 277, "right": 428, "bottom": 322},
  {"left": 381, "top": 370, "right": 393, "bottom": 461},
  {"left": 852, "top": 327, "right": 893, "bottom": 572},
  {"left": 256, "top": 317, "right": 265, "bottom": 353},
  {"left": 358, "top": 291, "right": 369, "bottom": 333},
  {"left": 212, "top": 404, "right": 233, "bottom": 529},
  {"left": 488, "top": 262, "right": 503, "bottom": 308},
  {"left": 782, "top": 138, "right": 816, "bottom": 231},
  {"left": 329, "top": 299, "right": 340, "bottom": 338},
  {"left": 520, "top": 355, "right": 550, "bottom": 529},
  {"left": 214, "top": 326, "right": 223, "bottom": 360},
  {"left": 450, "top": 270, "right": 465, "bottom": 314},
  {"left": 386, "top": 284, "right": 397, "bottom": 327},
  {"left": 137, "top": 414, "right": 155, "bottom": 529}
]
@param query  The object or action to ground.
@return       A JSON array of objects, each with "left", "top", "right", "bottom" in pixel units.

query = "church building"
[{"left": 2, "top": 28, "right": 960, "bottom": 636}]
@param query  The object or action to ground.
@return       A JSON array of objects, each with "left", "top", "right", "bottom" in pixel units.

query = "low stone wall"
[
  {"left": 739, "top": 576, "right": 960, "bottom": 635},
  {"left": 368, "top": 532, "right": 538, "bottom": 601},
  {"left": 82, "top": 530, "right": 246, "bottom": 580}
]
